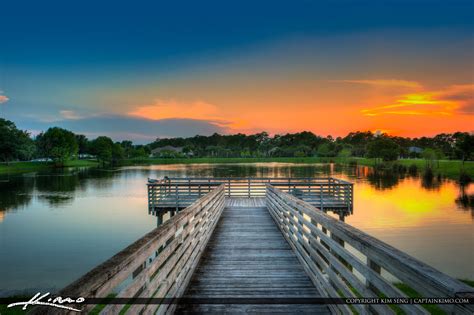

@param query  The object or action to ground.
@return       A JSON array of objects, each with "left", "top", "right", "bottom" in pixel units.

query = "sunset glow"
[{"left": 1, "top": 1, "right": 472, "bottom": 141}]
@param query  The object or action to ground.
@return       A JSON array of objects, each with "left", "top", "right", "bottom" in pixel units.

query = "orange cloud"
[
  {"left": 0, "top": 94, "right": 9, "bottom": 104},
  {"left": 436, "top": 84, "right": 474, "bottom": 115},
  {"left": 335, "top": 79, "right": 422, "bottom": 89},
  {"left": 129, "top": 99, "right": 220, "bottom": 120},
  {"left": 361, "top": 84, "right": 473, "bottom": 116},
  {"left": 128, "top": 99, "right": 248, "bottom": 132}
]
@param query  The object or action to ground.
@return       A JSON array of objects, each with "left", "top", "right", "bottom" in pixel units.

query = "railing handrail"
[
  {"left": 148, "top": 176, "right": 354, "bottom": 214},
  {"left": 266, "top": 184, "right": 474, "bottom": 314},
  {"left": 147, "top": 176, "right": 353, "bottom": 185},
  {"left": 35, "top": 185, "right": 226, "bottom": 314}
]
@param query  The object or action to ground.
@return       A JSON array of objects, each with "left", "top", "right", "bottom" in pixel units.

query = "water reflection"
[
  {"left": 456, "top": 184, "right": 474, "bottom": 217},
  {"left": 0, "top": 163, "right": 473, "bottom": 295},
  {"left": 0, "top": 168, "right": 121, "bottom": 221},
  {"left": 0, "top": 164, "right": 472, "bottom": 221},
  {"left": 0, "top": 176, "right": 34, "bottom": 220}
]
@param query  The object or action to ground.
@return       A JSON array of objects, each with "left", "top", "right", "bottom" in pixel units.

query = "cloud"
[
  {"left": 334, "top": 79, "right": 422, "bottom": 89},
  {"left": 0, "top": 94, "right": 9, "bottom": 104},
  {"left": 361, "top": 84, "right": 474, "bottom": 116},
  {"left": 127, "top": 98, "right": 250, "bottom": 133},
  {"left": 129, "top": 99, "right": 220, "bottom": 121},
  {"left": 436, "top": 84, "right": 474, "bottom": 115},
  {"left": 60, "top": 110, "right": 83, "bottom": 120}
]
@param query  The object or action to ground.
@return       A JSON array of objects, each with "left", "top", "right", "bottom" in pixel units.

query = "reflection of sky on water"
[{"left": 0, "top": 163, "right": 472, "bottom": 296}]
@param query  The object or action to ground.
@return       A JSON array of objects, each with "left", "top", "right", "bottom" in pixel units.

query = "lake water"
[{"left": 0, "top": 163, "right": 473, "bottom": 296}]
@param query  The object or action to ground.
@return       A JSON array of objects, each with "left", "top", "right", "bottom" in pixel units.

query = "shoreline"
[
  {"left": 0, "top": 160, "right": 99, "bottom": 175},
  {"left": 1, "top": 157, "right": 472, "bottom": 180}
]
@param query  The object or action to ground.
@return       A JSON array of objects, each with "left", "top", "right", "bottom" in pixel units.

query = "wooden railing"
[
  {"left": 34, "top": 185, "right": 225, "bottom": 314},
  {"left": 148, "top": 177, "right": 353, "bottom": 212},
  {"left": 266, "top": 185, "right": 474, "bottom": 315}
]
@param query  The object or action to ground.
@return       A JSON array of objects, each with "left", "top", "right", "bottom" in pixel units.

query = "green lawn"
[{"left": 0, "top": 160, "right": 99, "bottom": 175}]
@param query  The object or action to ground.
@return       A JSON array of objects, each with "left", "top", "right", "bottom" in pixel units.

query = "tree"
[
  {"left": 36, "top": 127, "right": 78, "bottom": 165},
  {"left": 455, "top": 133, "right": 474, "bottom": 162},
  {"left": 366, "top": 137, "right": 400, "bottom": 162},
  {"left": 120, "top": 140, "right": 134, "bottom": 158},
  {"left": 112, "top": 142, "right": 125, "bottom": 163},
  {"left": 75, "top": 134, "right": 89, "bottom": 155},
  {"left": 342, "top": 131, "right": 374, "bottom": 156},
  {"left": 337, "top": 147, "right": 352, "bottom": 159},
  {"left": 0, "top": 118, "right": 35, "bottom": 162},
  {"left": 89, "top": 136, "right": 114, "bottom": 165},
  {"left": 316, "top": 143, "right": 339, "bottom": 157},
  {"left": 422, "top": 148, "right": 437, "bottom": 168}
]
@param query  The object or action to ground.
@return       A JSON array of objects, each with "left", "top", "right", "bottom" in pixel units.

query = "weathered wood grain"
[
  {"left": 267, "top": 185, "right": 474, "bottom": 315},
  {"left": 30, "top": 185, "right": 226, "bottom": 315},
  {"left": 175, "top": 205, "right": 331, "bottom": 314}
]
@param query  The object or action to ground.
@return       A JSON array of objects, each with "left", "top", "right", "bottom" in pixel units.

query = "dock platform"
[{"left": 36, "top": 179, "right": 474, "bottom": 315}]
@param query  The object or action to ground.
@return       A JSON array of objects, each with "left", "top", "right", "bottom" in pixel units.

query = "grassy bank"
[
  {"left": 124, "top": 156, "right": 330, "bottom": 165},
  {"left": 0, "top": 160, "right": 99, "bottom": 175},
  {"left": 350, "top": 157, "right": 474, "bottom": 180},
  {"left": 124, "top": 157, "right": 473, "bottom": 180}
]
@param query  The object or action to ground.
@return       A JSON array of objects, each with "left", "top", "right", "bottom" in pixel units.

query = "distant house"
[
  {"left": 150, "top": 146, "right": 184, "bottom": 157},
  {"left": 78, "top": 153, "right": 96, "bottom": 160},
  {"left": 408, "top": 146, "right": 423, "bottom": 154}
]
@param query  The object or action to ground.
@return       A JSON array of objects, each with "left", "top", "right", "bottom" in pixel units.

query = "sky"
[{"left": 0, "top": 0, "right": 473, "bottom": 143}]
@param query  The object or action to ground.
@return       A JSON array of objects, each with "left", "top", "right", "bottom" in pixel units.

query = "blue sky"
[{"left": 1, "top": 0, "right": 473, "bottom": 142}]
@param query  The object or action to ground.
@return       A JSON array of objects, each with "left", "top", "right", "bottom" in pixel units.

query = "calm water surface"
[{"left": 0, "top": 163, "right": 473, "bottom": 296}]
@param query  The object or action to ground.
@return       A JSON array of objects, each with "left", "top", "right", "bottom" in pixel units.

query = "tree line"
[
  {"left": 150, "top": 130, "right": 474, "bottom": 162},
  {"left": 0, "top": 118, "right": 149, "bottom": 165},
  {"left": 1, "top": 118, "right": 473, "bottom": 165}
]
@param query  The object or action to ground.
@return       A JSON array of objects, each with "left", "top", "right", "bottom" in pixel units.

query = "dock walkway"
[
  {"left": 176, "top": 200, "right": 330, "bottom": 314},
  {"left": 38, "top": 179, "right": 474, "bottom": 315}
]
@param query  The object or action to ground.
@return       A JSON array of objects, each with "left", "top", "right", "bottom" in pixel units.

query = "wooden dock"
[
  {"left": 32, "top": 180, "right": 474, "bottom": 315},
  {"left": 148, "top": 177, "right": 353, "bottom": 216},
  {"left": 176, "top": 201, "right": 330, "bottom": 314}
]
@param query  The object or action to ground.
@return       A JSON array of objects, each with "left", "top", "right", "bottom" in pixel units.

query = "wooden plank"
[
  {"left": 267, "top": 185, "right": 474, "bottom": 315},
  {"left": 175, "top": 205, "right": 331, "bottom": 315},
  {"left": 30, "top": 185, "right": 226, "bottom": 315}
]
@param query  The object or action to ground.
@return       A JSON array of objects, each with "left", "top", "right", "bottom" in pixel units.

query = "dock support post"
[
  {"left": 338, "top": 213, "right": 345, "bottom": 221},
  {"left": 248, "top": 178, "right": 251, "bottom": 198},
  {"left": 157, "top": 212, "right": 163, "bottom": 226}
]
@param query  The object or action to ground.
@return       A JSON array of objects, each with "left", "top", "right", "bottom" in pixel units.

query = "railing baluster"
[
  {"left": 265, "top": 184, "right": 474, "bottom": 315},
  {"left": 248, "top": 178, "right": 251, "bottom": 198}
]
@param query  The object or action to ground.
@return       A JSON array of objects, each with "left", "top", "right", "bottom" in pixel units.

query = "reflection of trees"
[
  {"left": 455, "top": 184, "right": 474, "bottom": 218},
  {"left": 420, "top": 171, "right": 442, "bottom": 191},
  {"left": 366, "top": 169, "right": 400, "bottom": 190},
  {"left": 39, "top": 194, "right": 75, "bottom": 206},
  {"left": 35, "top": 168, "right": 119, "bottom": 206},
  {"left": 0, "top": 168, "right": 124, "bottom": 210},
  {"left": 0, "top": 176, "right": 34, "bottom": 211},
  {"left": 35, "top": 171, "right": 80, "bottom": 206},
  {"left": 35, "top": 173, "right": 81, "bottom": 193},
  {"left": 79, "top": 168, "right": 117, "bottom": 191}
]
